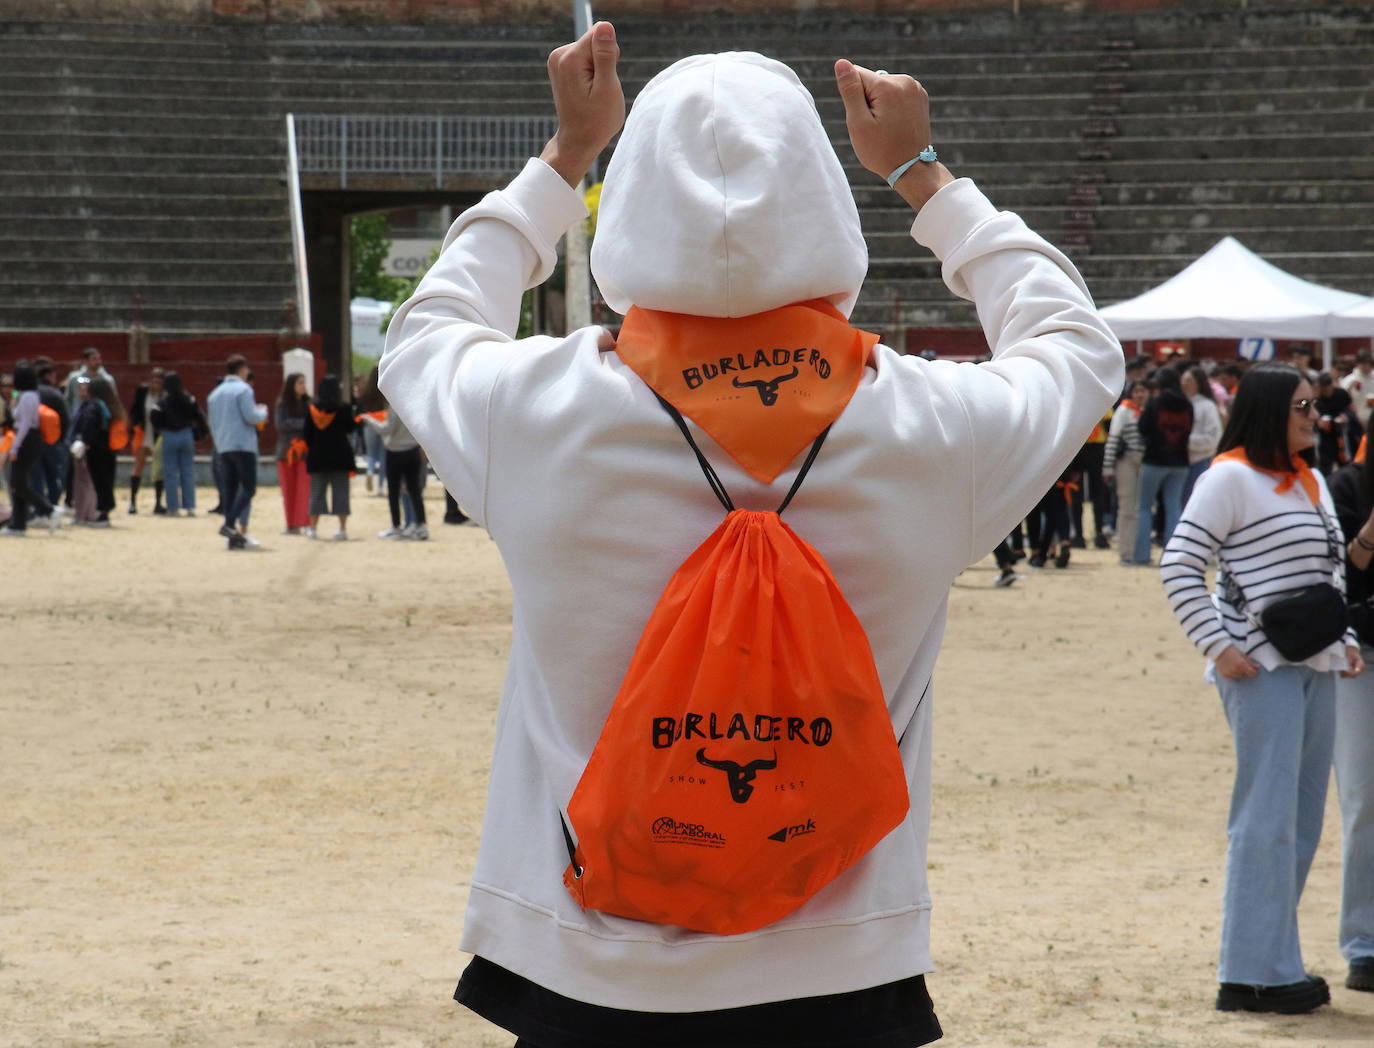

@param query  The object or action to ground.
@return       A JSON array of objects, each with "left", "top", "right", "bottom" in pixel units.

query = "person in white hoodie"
[{"left": 379, "top": 22, "right": 1121, "bottom": 1047}]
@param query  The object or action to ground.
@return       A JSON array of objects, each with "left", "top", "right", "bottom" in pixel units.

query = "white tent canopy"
[
  {"left": 1099, "top": 236, "right": 1367, "bottom": 342},
  {"left": 1329, "top": 295, "right": 1374, "bottom": 338}
]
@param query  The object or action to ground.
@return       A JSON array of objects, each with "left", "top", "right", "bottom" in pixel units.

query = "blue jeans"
[
  {"left": 364, "top": 427, "right": 386, "bottom": 491},
  {"left": 1335, "top": 650, "right": 1374, "bottom": 962},
  {"left": 1216, "top": 664, "right": 1335, "bottom": 985},
  {"left": 1182, "top": 456, "right": 1212, "bottom": 511},
  {"left": 161, "top": 428, "right": 196, "bottom": 512},
  {"left": 1132, "top": 463, "right": 1187, "bottom": 564}
]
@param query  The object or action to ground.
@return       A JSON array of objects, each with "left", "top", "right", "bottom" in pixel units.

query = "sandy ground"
[{"left": 3, "top": 481, "right": 1372, "bottom": 1048}]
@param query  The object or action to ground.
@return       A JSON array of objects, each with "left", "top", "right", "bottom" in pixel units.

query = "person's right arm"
[
  {"left": 1160, "top": 465, "right": 1258, "bottom": 679},
  {"left": 1103, "top": 407, "right": 1127, "bottom": 479}
]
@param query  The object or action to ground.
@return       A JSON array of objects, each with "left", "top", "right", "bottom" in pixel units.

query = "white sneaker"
[
  {"left": 332, "top": 530, "right": 347, "bottom": 541},
  {"left": 0, "top": 527, "right": 24, "bottom": 537},
  {"left": 412, "top": 524, "right": 429, "bottom": 541},
  {"left": 378, "top": 526, "right": 405, "bottom": 540},
  {"left": 303, "top": 526, "right": 318, "bottom": 540},
  {"left": 241, "top": 534, "right": 261, "bottom": 549},
  {"left": 183, "top": 509, "right": 195, "bottom": 517}
]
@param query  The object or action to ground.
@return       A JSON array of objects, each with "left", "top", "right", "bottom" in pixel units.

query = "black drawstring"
[{"left": 651, "top": 391, "right": 828, "bottom": 516}]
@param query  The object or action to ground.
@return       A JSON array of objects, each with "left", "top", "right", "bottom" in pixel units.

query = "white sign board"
[
  {"left": 1238, "top": 337, "right": 1276, "bottom": 361},
  {"left": 384, "top": 238, "right": 442, "bottom": 278}
]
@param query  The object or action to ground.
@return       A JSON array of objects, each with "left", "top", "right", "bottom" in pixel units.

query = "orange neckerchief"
[
  {"left": 614, "top": 299, "right": 880, "bottom": 483},
  {"left": 286, "top": 438, "right": 308, "bottom": 465},
  {"left": 1212, "top": 447, "right": 1321, "bottom": 507},
  {"left": 309, "top": 406, "right": 337, "bottom": 430},
  {"left": 359, "top": 409, "right": 387, "bottom": 424},
  {"left": 1357, "top": 435, "right": 1367, "bottom": 465},
  {"left": 1117, "top": 399, "right": 1142, "bottom": 418}
]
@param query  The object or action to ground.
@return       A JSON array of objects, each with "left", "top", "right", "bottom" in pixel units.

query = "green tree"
[{"left": 349, "top": 212, "right": 413, "bottom": 304}]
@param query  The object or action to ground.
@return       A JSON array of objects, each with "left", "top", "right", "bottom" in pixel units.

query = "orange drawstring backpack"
[
  {"left": 37, "top": 404, "right": 62, "bottom": 445},
  {"left": 561, "top": 395, "right": 910, "bottom": 936}
]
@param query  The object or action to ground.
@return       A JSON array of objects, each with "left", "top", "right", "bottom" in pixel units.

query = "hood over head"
[{"left": 591, "top": 52, "right": 868, "bottom": 319}]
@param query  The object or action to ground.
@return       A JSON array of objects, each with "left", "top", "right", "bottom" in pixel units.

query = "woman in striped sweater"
[
  {"left": 1103, "top": 379, "right": 1148, "bottom": 564},
  {"left": 1161, "top": 362, "right": 1362, "bottom": 1015}
]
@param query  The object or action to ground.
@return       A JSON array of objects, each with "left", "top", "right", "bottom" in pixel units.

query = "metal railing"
[{"left": 292, "top": 114, "right": 558, "bottom": 188}]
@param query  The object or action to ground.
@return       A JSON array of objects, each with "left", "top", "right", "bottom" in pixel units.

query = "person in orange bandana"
[
  {"left": 379, "top": 21, "right": 1122, "bottom": 1047},
  {"left": 302, "top": 373, "right": 356, "bottom": 541},
  {"left": 1161, "top": 362, "right": 1363, "bottom": 1014},
  {"left": 274, "top": 373, "right": 311, "bottom": 535}
]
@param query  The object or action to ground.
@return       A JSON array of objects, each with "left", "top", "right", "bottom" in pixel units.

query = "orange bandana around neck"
[
  {"left": 614, "top": 300, "right": 880, "bottom": 484},
  {"left": 1357, "top": 435, "right": 1367, "bottom": 465},
  {"left": 1212, "top": 447, "right": 1321, "bottom": 506},
  {"left": 309, "top": 406, "right": 336, "bottom": 431}
]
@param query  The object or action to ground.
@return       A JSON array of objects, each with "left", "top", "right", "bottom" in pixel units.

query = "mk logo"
[
  {"left": 732, "top": 366, "right": 799, "bottom": 406},
  {"left": 768, "top": 818, "right": 816, "bottom": 843},
  {"left": 695, "top": 748, "right": 777, "bottom": 803}
]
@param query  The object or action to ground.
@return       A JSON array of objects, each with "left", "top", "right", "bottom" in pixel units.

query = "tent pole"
[{"left": 1322, "top": 337, "right": 1333, "bottom": 372}]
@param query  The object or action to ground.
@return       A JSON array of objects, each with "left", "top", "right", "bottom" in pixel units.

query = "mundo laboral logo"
[{"left": 651, "top": 816, "right": 726, "bottom": 848}]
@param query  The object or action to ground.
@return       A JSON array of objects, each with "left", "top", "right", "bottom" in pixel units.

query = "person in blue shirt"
[{"left": 206, "top": 354, "right": 267, "bottom": 550}]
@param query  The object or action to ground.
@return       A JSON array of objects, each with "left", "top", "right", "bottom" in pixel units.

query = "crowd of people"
[
  {"left": 0, "top": 350, "right": 476, "bottom": 546},
  {"left": 995, "top": 344, "right": 1373, "bottom": 584}
]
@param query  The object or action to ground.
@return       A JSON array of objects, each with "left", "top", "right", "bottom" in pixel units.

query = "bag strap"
[
  {"left": 1220, "top": 499, "right": 1343, "bottom": 622},
  {"left": 651, "top": 391, "right": 830, "bottom": 515}
]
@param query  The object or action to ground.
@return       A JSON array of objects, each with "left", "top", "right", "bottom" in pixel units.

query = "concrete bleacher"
[{"left": 1, "top": 3, "right": 1372, "bottom": 351}]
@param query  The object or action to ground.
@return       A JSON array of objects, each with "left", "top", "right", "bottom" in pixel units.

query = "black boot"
[
  {"left": 129, "top": 474, "right": 141, "bottom": 514},
  {"left": 153, "top": 480, "right": 167, "bottom": 515}
]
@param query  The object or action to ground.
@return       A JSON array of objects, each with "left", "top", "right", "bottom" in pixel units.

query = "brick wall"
[
  {"left": 1, "top": 0, "right": 1362, "bottom": 25},
  {"left": 0, "top": 333, "right": 323, "bottom": 456}
]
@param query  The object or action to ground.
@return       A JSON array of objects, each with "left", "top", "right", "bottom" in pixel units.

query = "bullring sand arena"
[{"left": 4, "top": 483, "right": 1373, "bottom": 1047}]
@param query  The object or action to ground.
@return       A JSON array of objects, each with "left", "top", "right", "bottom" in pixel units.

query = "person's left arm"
[{"left": 235, "top": 385, "right": 266, "bottom": 427}]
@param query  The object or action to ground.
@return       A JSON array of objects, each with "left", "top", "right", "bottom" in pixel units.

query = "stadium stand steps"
[{"left": 1, "top": 5, "right": 1371, "bottom": 342}]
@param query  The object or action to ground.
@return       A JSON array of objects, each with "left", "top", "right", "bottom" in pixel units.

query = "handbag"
[{"left": 1220, "top": 502, "right": 1349, "bottom": 662}]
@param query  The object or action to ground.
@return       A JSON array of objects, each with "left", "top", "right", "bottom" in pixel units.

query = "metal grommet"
[{"left": 573, "top": 865, "right": 584, "bottom": 880}]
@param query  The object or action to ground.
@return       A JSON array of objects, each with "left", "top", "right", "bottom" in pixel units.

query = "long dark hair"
[
  {"left": 278, "top": 372, "right": 308, "bottom": 415},
  {"left": 315, "top": 373, "right": 342, "bottom": 413},
  {"left": 355, "top": 365, "right": 388, "bottom": 413},
  {"left": 88, "top": 377, "right": 127, "bottom": 422},
  {"left": 1216, "top": 362, "right": 1306, "bottom": 472},
  {"left": 161, "top": 371, "right": 193, "bottom": 410},
  {"left": 1185, "top": 364, "right": 1217, "bottom": 404},
  {"left": 1153, "top": 364, "right": 1183, "bottom": 394},
  {"left": 13, "top": 360, "right": 36, "bottom": 392}
]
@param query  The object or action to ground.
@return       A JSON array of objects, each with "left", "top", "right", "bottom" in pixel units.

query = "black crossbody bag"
[{"left": 1219, "top": 502, "right": 1349, "bottom": 663}]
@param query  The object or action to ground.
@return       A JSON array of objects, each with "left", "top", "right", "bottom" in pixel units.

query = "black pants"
[
  {"left": 1032, "top": 484, "right": 1071, "bottom": 556},
  {"left": 86, "top": 443, "right": 116, "bottom": 515},
  {"left": 1071, "top": 443, "right": 1107, "bottom": 538},
  {"left": 221, "top": 450, "right": 257, "bottom": 527},
  {"left": 386, "top": 447, "right": 426, "bottom": 527},
  {"left": 8, "top": 434, "right": 54, "bottom": 529}
]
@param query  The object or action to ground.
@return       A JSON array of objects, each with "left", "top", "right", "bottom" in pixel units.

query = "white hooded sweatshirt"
[{"left": 380, "top": 52, "right": 1123, "bottom": 1011}]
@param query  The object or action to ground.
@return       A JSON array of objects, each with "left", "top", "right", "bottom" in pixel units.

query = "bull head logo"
[
  {"left": 732, "top": 366, "right": 799, "bottom": 406},
  {"left": 696, "top": 748, "right": 777, "bottom": 803}
]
